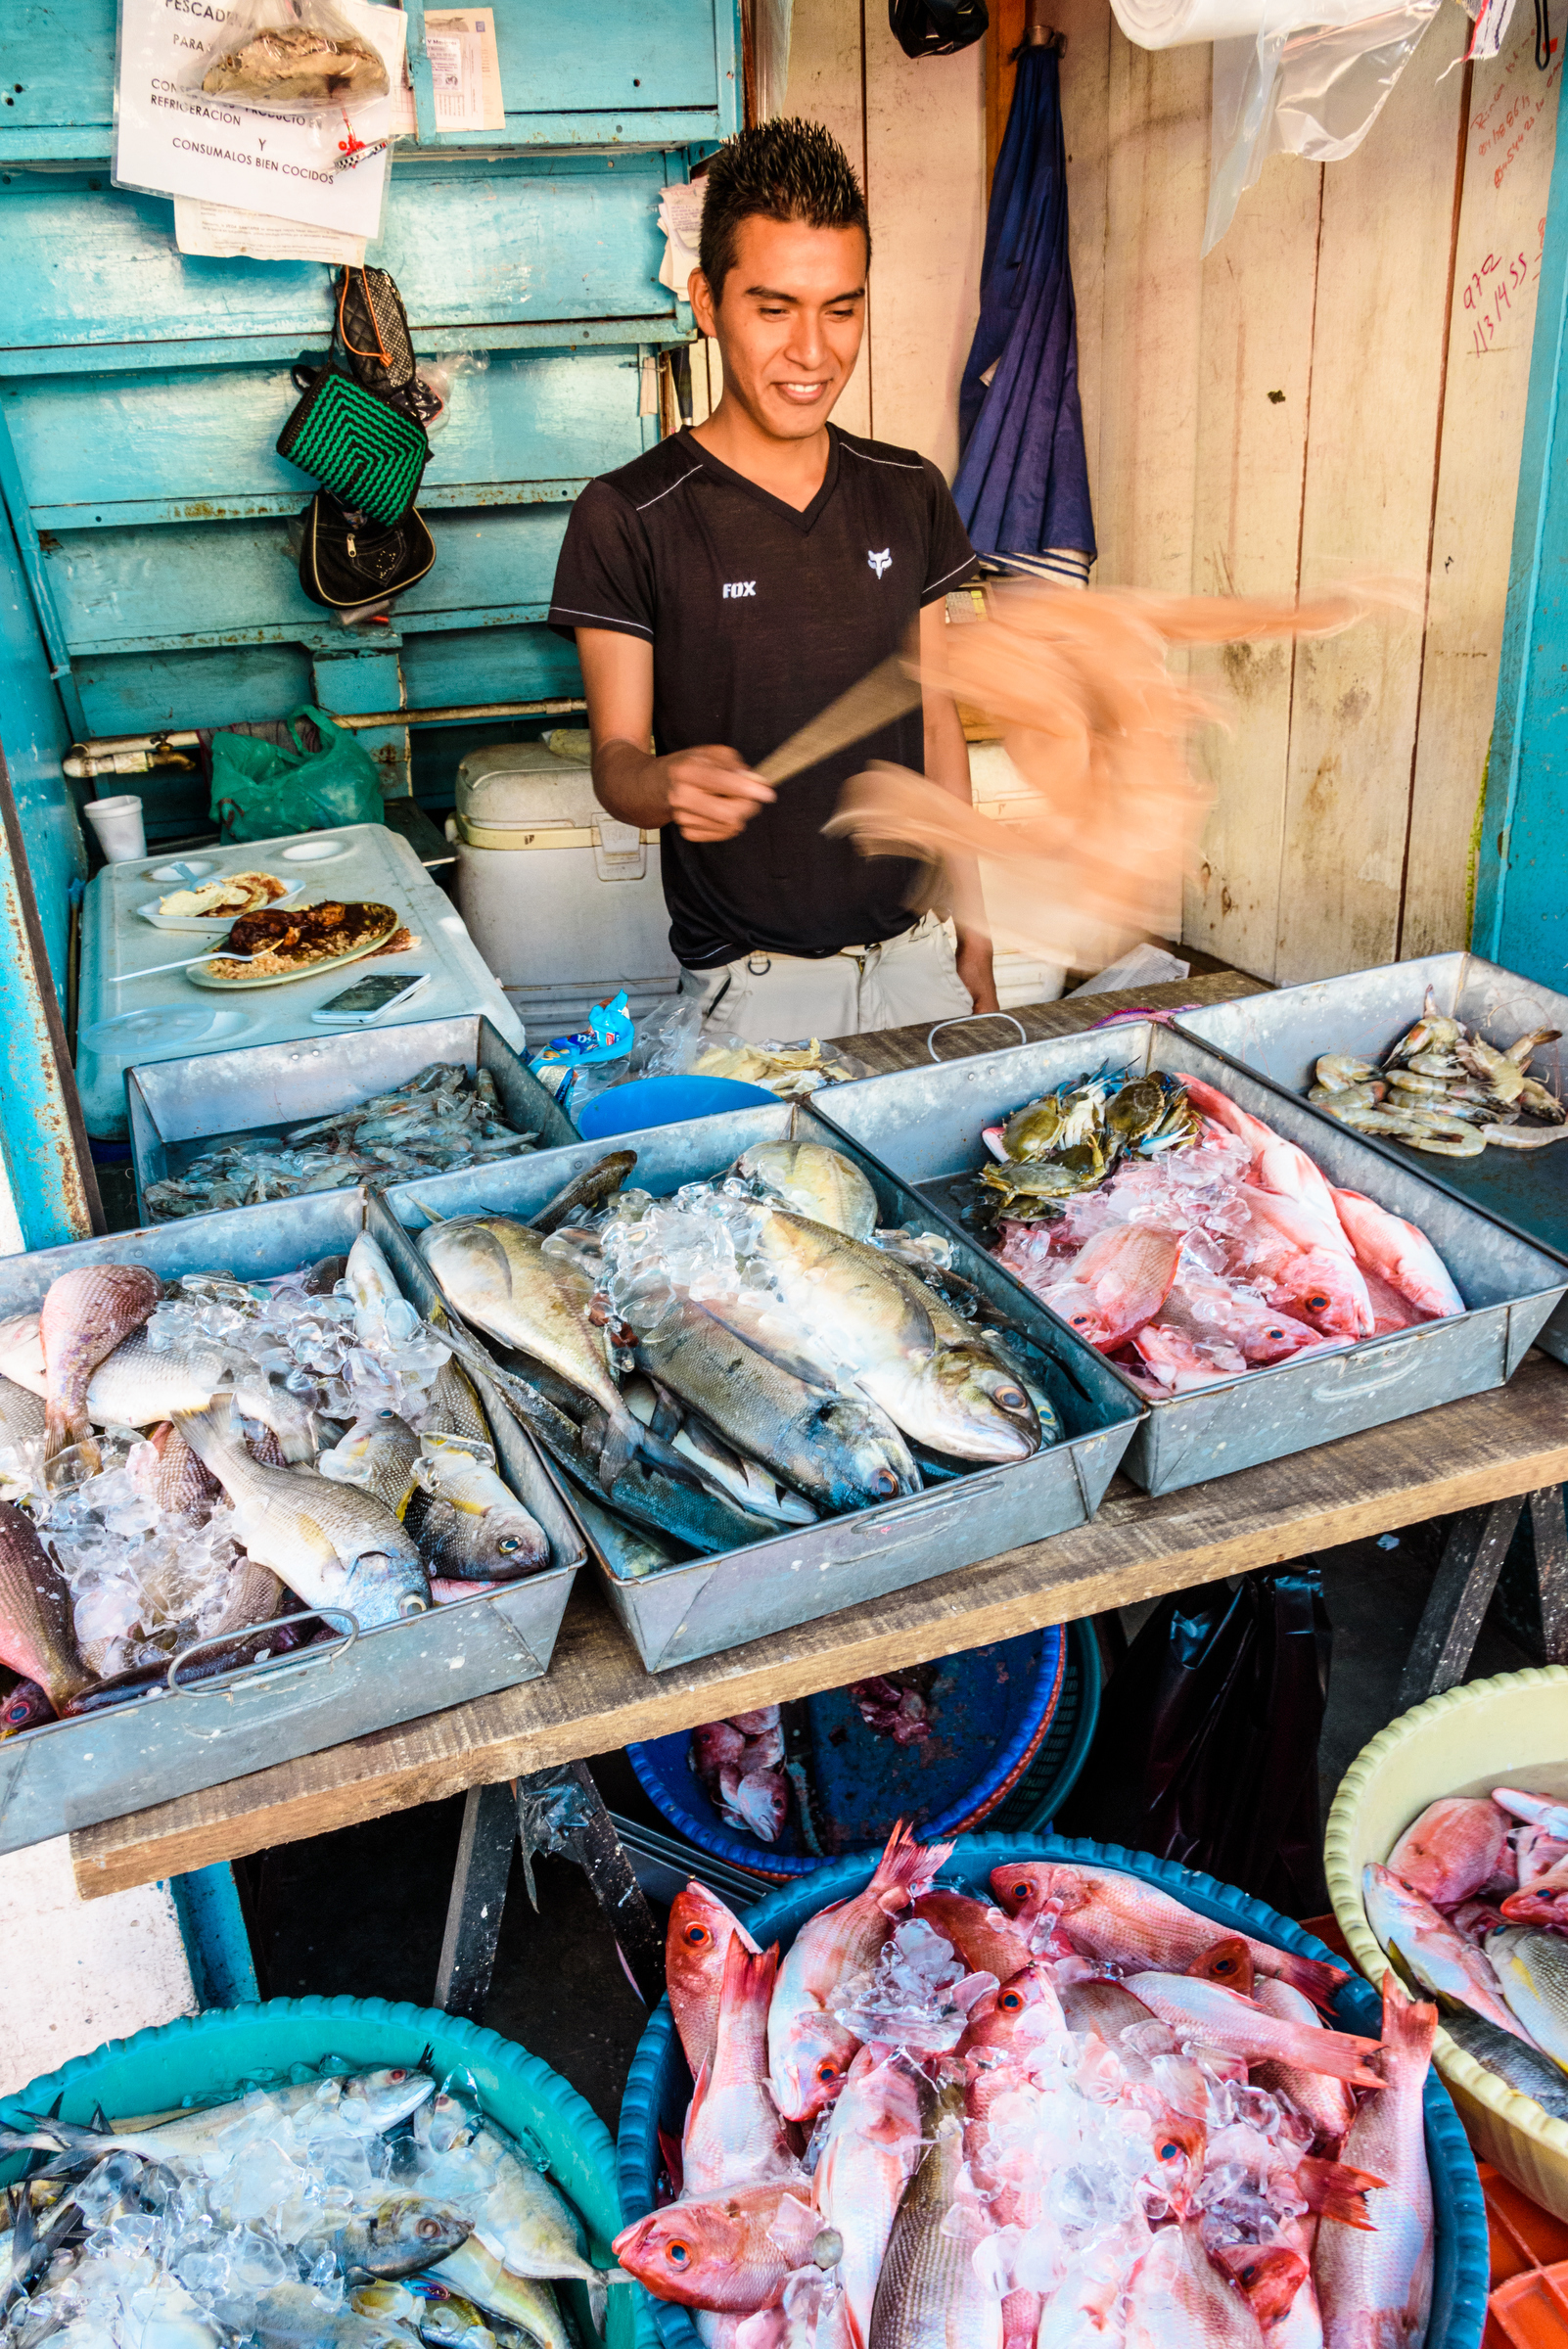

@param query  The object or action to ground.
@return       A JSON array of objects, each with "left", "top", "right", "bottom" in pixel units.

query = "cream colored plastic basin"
[{"left": 1325, "top": 1665, "right": 1568, "bottom": 2217}]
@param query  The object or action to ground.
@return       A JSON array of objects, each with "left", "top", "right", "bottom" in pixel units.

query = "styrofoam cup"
[{"left": 82, "top": 796, "right": 147, "bottom": 862}]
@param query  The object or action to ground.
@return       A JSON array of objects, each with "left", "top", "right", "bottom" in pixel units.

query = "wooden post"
[{"left": 434, "top": 1779, "right": 517, "bottom": 2022}]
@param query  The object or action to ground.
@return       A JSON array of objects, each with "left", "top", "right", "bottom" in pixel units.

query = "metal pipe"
[{"left": 63, "top": 697, "right": 589, "bottom": 779}]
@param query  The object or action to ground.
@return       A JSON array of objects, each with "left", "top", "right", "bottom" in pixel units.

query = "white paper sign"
[
  {"left": 114, "top": 0, "right": 406, "bottom": 236},
  {"left": 423, "top": 9, "right": 505, "bottom": 131},
  {"left": 173, "top": 195, "right": 368, "bottom": 260}
]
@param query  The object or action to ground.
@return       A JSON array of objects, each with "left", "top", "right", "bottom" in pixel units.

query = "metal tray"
[
  {"left": 1174, "top": 954, "right": 1568, "bottom": 1365},
  {"left": 0, "top": 1189, "right": 585, "bottom": 1858},
  {"left": 386, "top": 1104, "right": 1145, "bottom": 1673},
  {"left": 813, "top": 1024, "right": 1568, "bottom": 1497},
  {"left": 127, "top": 1014, "right": 578, "bottom": 1225}
]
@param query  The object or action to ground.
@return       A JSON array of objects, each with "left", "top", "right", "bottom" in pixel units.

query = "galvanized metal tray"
[
  {"left": 1175, "top": 954, "right": 1568, "bottom": 1365},
  {"left": 0, "top": 1189, "right": 585, "bottom": 1858},
  {"left": 386, "top": 1103, "right": 1144, "bottom": 1673},
  {"left": 813, "top": 1024, "right": 1567, "bottom": 1497},
  {"left": 127, "top": 1013, "right": 578, "bottom": 1225}
]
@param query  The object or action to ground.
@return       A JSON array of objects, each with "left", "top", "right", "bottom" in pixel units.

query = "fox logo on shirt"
[
  {"left": 722, "top": 580, "right": 757, "bottom": 599},
  {"left": 867, "top": 548, "right": 892, "bottom": 578}
]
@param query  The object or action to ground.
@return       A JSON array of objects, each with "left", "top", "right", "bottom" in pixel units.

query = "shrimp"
[
  {"left": 1308, "top": 1082, "right": 1385, "bottom": 1110},
  {"left": 1314, "top": 1055, "right": 1377, "bottom": 1090},
  {"left": 1504, "top": 1026, "right": 1561, "bottom": 1068},
  {"left": 1388, "top": 1070, "right": 1455, "bottom": 1098},
  {"left": 1479, "top": 1123, "right": 1568, "bottom": 1149},
  {"left": 1407, "top": 1126, "right": 1487, "bottom": 1158},
  {"left": 1383, "top": 986, "right": 1461, "bottom": 1064}
]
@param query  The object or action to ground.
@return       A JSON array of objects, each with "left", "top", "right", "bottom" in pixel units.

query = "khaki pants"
[{"left": 679, "top": 913, "right": 975, "bottom": 1043}]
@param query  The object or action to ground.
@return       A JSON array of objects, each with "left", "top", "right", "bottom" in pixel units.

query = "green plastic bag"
[{"left": 210, "top": 706, "right": 383, "bottom": 844}]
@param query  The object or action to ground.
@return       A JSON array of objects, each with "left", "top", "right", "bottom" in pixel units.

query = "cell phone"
[{"left": 310, "top": 972, "right": 432, "bottom": 1026}]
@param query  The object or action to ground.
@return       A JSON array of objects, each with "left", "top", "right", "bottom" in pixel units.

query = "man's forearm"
[{"left": 592, "top": 737, "right": 673, "bottom": 829}]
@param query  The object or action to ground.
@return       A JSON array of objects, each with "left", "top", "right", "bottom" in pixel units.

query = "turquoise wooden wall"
[{"left": 0, "top": 0, "right": 739, "bottom": 1239}]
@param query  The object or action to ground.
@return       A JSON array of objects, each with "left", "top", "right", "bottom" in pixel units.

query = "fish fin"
[
  {"left": 1188, "top": 1936, "right": 1255, "bottom": 1997},
  {"left": 1297, "top": 2155, "right": 1386, "bottom": 2230},
  {"left": 1377, "top": 1968, "right": 1439, "bottom": 2082},
  {"left": 587, "top": 2271, "right": 607, "bottom": 2337},
  {"left": 404, "top": 1195, "right": 448, "bottom": 1224},
  {"left": 10, "top": 2179, "right": 34, "bottom": 2278},
  {"left": 681, "top": 2056, "right": 711, "bottom": 2153},
  {"left": 656, "top": 2125, "right": 684, "bottom": 2200},
  {"left": 1272, "top": 1948, "right": 1350, "bottom": 2014},
  {"left": 868, "top": 1819, "right": 955, "bottom": 1914},
  {"left": 718, "top": 1932, "right": 779, "bottom": 2027}
]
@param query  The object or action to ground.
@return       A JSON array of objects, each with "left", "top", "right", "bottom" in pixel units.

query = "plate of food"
[
  {"left": 136, "top": 871, "right": 298, "bottom": 934},
  {"left": 186, "top": 899, "right": 400, "bottom": 988}
]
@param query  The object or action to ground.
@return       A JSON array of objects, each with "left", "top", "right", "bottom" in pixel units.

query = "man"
[{"left": 546, "top": 115, "right": 998, "bottom": 1040}]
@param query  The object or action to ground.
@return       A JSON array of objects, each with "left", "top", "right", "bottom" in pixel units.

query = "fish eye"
[
  {"left": 684, "top": 1924, "right": 710, "bottom": 1946},
  {"left": 1213, "top": 1957, "right": 1237, "bottom": 1974},
  {"left": 1000, "top": 1991, "right": 1025, "bottom": 2011},
  {"left": 1306, "top": 1294, "right": 1328, "bottom": 1312},
  {"left": 1010, "top": 1880, "right": 1030, "bottom": 1899},
  {"left": 389, "top": 2069, "right": 407, "bottom": 2081},
  {"left": 994, "top": 1385, "right": 1027, "bottom": 1410},
  {"left": 497, "top": 1536, "right": 521, "bottom": 1553},
  {"left": 1265, "top": 1327, "right": 1285, "bottom": 1339},
  {"left": 816, "top": 2060, "right": 841, "bottom": 2084},
  {"left": 667, "top": 2243, "right": 691, "bottom": 2268},
  {"left": 1159, "top": 2142, "right": 1181, "bottom": 2162},
  {"left": 872, "top": 1470, "right": 899, "bottom": 1497},
  {"left": 1240, "top": 2265, "right": 1260, "bottom": 2287}
]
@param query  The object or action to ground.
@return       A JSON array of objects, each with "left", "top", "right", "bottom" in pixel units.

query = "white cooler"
[{"left": 450, "top": 735, "right": 681, "bottom": 1037}]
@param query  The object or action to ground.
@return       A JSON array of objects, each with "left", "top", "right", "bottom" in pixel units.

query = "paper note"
[
  {"left": 114, "top": 0, "right": 406, "bottom": 236},
  {"left": 659, "top": 179, "right": 706, "bottom": 295},
  {"left": 423, "top": 10, "right": 506, "bottom": 132},
  {"left": 174, "top": 199, "right": 368, "bottom": 263}
]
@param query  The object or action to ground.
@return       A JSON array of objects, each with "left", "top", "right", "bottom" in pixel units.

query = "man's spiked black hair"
[{"left": 697, "top": 117, "right": 870, "bottom": 301}]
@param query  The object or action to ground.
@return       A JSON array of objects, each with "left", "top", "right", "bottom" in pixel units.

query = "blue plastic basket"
[
  {"left": 617, "top": 1833, "right": 1488, "bottom": 2349},
  {"left": 0, "top": 1996, "right": 634, "bottom": 2349},
  {"left": 576, "top": 1074, "right": 777, "bottom": 1138},
  {"left": 626, "top": 1626, "right": 1067, "bottom": 1879}
]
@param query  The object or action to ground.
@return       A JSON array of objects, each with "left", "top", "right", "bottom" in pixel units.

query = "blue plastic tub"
[
  {"left": 576, "top": 1074, "right": 777, "bottom": 1138},
  {"left": 626, "top": 1626, "right": 1067, "bottom": 1878},
  {"left": 617, "top": 1833, "right": 1488, "bottom": 2349},
  {"left": 990, "top": 1619, "right": 1103, "bottom": 1833},
  {"left": 0, "top": 1996, "right": 634, "bottom": 2349}
]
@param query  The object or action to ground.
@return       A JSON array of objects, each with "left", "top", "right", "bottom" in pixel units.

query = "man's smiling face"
[{"left": 690, "top": 213, "right": 868, "bottom": 443}]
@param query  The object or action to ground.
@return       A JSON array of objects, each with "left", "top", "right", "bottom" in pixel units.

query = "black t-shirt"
[{"left": 547, "top": 424, "right": 977, "bottom": 967}]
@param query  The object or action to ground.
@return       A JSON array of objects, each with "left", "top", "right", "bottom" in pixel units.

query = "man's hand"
[
  {"left": 956, "top": 929, "right": 1000, "bottom": 1015},
  {"left": 665, "top": 746, "right": 776, "bottom": 843}
]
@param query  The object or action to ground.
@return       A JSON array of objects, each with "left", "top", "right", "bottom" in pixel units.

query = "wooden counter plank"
[{"left": 70, "top": 1352, "right": 1568, "bottom": 1898}]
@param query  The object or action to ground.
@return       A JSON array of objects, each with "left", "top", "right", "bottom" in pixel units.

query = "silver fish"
[
  {"left": 1491, "top": 1926, "right": 1568, "bottom": 2066},
  {"left": 751, "top": 1210, "right": 1041, "bottom": 1462},
  {"left": 412, "top": 1435, "right": 549, "bottom": 1578},
  {"left": 1442, "top": 2010, "right": 1568, "bottom": 2115},
  {"left": 175, "top": 1398, "right": 430, "bottom": 1628},
  {"left": 417, "top": 1217, "right": 639, "bottom": 1488},
  {"left": 296, "top": 2197, "right": 473, "bottom": 2285},
  {"left": 0, "top": 2067, "right": 435, "bottom": 2164},
  {"left": 320, "top": 1412, "right": 422, "bottom": 1518},
  {"left": 735, "top": 1141, "right": 879, "bottom": 1239},
  {"left": 424, "top": 1357, "right": 493, "bottom": 1452}
]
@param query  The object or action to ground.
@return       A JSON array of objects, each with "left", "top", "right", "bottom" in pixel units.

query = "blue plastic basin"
[
  {"left": 617, "top": 1833, "right": 1488, "bottom": 2349},
  {"left": 0, "top": 1996, "right": 633, "bottom": 2349},
  {"left": 627, "top": 1627, "right": 1067, "bottom": 1877},
  {"left": 576, "top": 1075, "right": 777, "bottom": 1139}
]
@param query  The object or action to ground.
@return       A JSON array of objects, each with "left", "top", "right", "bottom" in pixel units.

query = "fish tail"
[
  {"left": 1298, "top": 2154, "right": 1386, "bottom": 2230},
  {"left": 42, "top": 1399, "right": 95, "bottom": 1470},
  {"left": 1377, "top": 1968, "right": 1439, "bottom": 2083},
  {"left": 718, "top": 1934, "right": 779, "bottom": 2027},
  {"left": 868, "top": 1819, "right": 955, "bottom": 1915},
  {"left": 172, "top": 1397, "right": 246, "bottom": 1475},
  {"left": 1271, "top": 1948, "right": 1351, "bottom": 2013}
]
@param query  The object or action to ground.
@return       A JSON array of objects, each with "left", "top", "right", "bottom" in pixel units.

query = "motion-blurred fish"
[{"left": 39, "top": 1264, "right": 160, "bottom": 1466}]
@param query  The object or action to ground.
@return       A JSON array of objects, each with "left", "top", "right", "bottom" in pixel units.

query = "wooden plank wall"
[{"left": 778, "top": 0, "right": 1560, "bottom": 984}]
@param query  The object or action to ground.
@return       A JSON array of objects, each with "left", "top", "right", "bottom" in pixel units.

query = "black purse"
[
  {"left": 889, "top": 0, "right": 989, "bottom": 53},
  {"left": 298, "top": 491, "right": 436, "bottom": 611},
  {"left": 336, "top": 265, "right": 442, "bottom": 424}
]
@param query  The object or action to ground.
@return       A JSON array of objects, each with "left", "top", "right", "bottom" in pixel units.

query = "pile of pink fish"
[
  {"left": 616, "top": 1829, "right": 1437, "bottom": 2349},
  {"left": 992, "top": 1076, "right": 1463, "bottom": 1396},
  {"left": 694, "top": 1707, "right": 791, "bottom": 1844},
  {"left": 1363, "top": 1786, "right": 1568, "bottom": 2106}
]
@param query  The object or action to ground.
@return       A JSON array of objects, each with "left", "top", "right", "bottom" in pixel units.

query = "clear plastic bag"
[
  {"left": 1203, "top": 0, "right": 1441, "bottom": 252},
  {"left": 189, "top": 0, "right": 392, "bottom": 115}
]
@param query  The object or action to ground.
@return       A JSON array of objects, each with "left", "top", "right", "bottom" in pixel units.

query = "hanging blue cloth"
[{"left": 952, "top": 44, "right": 1095, "bottom": 574}]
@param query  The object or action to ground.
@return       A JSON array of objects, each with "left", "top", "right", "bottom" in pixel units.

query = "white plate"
[
  {"left": 281, "top": 837, "right": 352, "bottom": 864},
  {"left": 144, "top": 858, "right": 216, "bottom": 884},
  {"left": 135, "top": 881, "right": 303, "bottom": 935}
]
